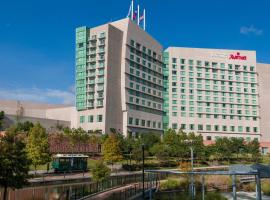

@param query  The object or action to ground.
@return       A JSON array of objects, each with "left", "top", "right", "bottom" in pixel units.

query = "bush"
[
  {"left": 242, "top": 182, "right": 256, "bottom": 192},
  {"left": 160, "top": 179, "right": 181, "bottom": 191},
  {"left": 92, "top": 160, "right": 111, "bottom": 181},
  {"left": 204, "top": 192, "right": 228, "bottom": 200},
  {"left": 262, "top": 180, "right": 270, "bottom": 196}
]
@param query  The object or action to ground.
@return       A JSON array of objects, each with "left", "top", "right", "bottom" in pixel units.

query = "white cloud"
[
  {"left": 0, "top": 87, "right": 75, "bottom": 105},
  {"left": 240, "top": 25, "right": 263, "bottom": 36}
]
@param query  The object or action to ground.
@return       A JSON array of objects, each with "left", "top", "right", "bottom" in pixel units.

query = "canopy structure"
[{"left": 146, "top": 164, "right": 270, "bottom": 200}]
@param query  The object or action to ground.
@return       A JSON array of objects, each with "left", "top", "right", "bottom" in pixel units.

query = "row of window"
[
  {"left": 170, "top": 112, "right": 258, "bottom": 120},
  {"left": 171, "top": 101, "right": 258, "bottom": 109},
  {"left": 130, "top": 39, "right": 162, "bottom": 61},
  {"left": 171, "top": 123, "right": 258, "bottom": 133},
  {"left": 79, "top": 114, "right": 103, "bottom": 123},
  {"left": 206, "top": 136, "right": 257, "bottom": 142},
  {"left": 129, "top": 95, "right": 162, "bottom": 110},
  {"left": 170, "top": 58, "right": 255, "bottom": 72},
  {"left": 173, "top": 75, "right": 257, "bottom": 83},
  {"left": 128, "top": 117, "right": 162, "bottom": 129}
]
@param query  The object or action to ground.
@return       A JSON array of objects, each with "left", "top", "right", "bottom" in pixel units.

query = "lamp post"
[
  {"left": 184, "top": 140, "right": 195, "bottom": 200},
  {"left": 129, "top": 146, "right": 132, "bottom": 172},
  {"left": 142, "top": 143, "right": 145, "bottom": 199}
]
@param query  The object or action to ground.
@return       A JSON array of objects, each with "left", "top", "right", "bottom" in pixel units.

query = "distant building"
[{"left": 0, "top": 99, "right": 77, "bottom": 131}]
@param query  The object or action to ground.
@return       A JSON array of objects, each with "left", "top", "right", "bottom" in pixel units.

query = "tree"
[
  {"left": 102, "top": 133, "right": 123, "bottom": 169},
  {"left": 140, "top": 132, "right": 161, "bottom": 153},
  {"left": 0, "top": 111, "right": 5, "bottom": 130},
  {"left": 92, "top": 160, "right": 111, "bottom": 182},
  {"left": 16, "top": 121, "right": 34, "bottom": 133},
  {"left": 64, "top": 127, "right": 89, "bottom": 153},
  {"left": 247, "top": 139, "right": 261, "bottom": 163},
  {"left": 0, "top": 129, "right": 30, "bottom": 200},
  {"left": 150, "top": 143, "right": 170, "bottom": 162},
  {"left": 26, "top": 123, "right": 51, "bottom": 172}
]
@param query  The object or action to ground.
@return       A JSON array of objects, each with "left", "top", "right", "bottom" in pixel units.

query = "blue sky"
[{"left": 0, "top": 0, "right": 269, "bottom": 105}]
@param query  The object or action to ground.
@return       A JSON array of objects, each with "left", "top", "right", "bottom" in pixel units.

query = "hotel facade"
[
  {"left": 75, "top": 18, "right": 164, "bottom": 136},
  {"left": 163, "top": 48, "right": 260, "bottom": 142},
  {"left": 75, "top": 18, "right": 270, "bottom": 152}
]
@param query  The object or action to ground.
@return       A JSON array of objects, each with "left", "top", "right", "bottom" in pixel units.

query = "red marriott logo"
[{"left": 229, "top": 52, "right": 247, "bottom": 60}]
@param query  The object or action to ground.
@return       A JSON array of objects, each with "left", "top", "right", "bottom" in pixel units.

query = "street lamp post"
[
  {"left": 142, "top": 144, "right": 145, "bottom": 199},
  {"left": 184, "top": 140, "right": 195, "bottom": 200}
]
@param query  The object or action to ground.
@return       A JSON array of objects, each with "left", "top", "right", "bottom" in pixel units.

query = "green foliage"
[
  {"left": 16, "top": 121, "right": 34, "bottom": 133},
  {"left": 154, "top": 129, "right": 204, "bottom": 163},
  {"left": 0, "top": 129, "right": 30, "bottom": 200},
  {"left": 102, "top": 133, "right": 123, "bottom": 164},
  {"left": 92, "top": 160, "right": 111, "bottom": 182},
  {"left": 63, "top": 127, "right": 90, "bottom": 152},
  {"left": 140, "top": 132, "right": 161, "bottom": 152},
  {"left": 203, "top": 192, "right": 227, "bottom": 200},
  {"left": 150, "top": 143, "right": 170, "bottom": 162},
  {"left": 262, "top": 180, "right": 270, "bottom": 196},
  {"left": 160, "top": 179, "right": 181, "bottom": 191},
  {"left": 246, "top": 139, "right": 261, "bottom": 162},
  {"left": 26, "top": 123, "right": 51, "bottom": 170},
  {"left": 0, "top": 111, "right": 5, "bottom": 130}
]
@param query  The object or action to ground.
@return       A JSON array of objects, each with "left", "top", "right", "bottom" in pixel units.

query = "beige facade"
[
  {"left": 257, "top": 63, "right": 270, "bottom": 142},
  {"left": 76, "top": 18, "right": 164, "bottom": 136},
  {"left": 164, "top": 47, "right": 260, "bottom": 141}
]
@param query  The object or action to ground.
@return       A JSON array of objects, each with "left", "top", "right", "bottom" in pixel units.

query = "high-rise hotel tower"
[
  {"left": 163, "top": 47, "right": 260, "bottom": 142},
  {"left": 75, "top": 18, "right": 164, "bottom": 136}
]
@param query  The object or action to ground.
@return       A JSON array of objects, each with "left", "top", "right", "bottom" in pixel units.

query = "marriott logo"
[{"left": 229, "top": 52, "right": 247, "bottom": 60}]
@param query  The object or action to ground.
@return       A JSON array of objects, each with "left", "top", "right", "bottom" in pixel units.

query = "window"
[
  {"left": 135, "top": 119, "right": 139, "bottom": 126},
  {"left": 181, "top": 124, "right": 186, "bottom": 129},
  {"left": 172, "top": 123, "right": 178, "bottom": 129},
  {"left": 190, "top": 124, "right": 194, "bottom": 130},
  {"left": 206, "top": 136, "right": 212, "bottom": 141},
  {"left": 80, "top": 116, "right": 85, "bottom": 123},
  {"left": 198, "top": 124, "right": 203, "bottom": 131},
  {"left": 206, "top": 125, "right": 211, "bottom": 131},
  {"left": 88, "top": 115, "right": 94, "bottom": 123},
  {"left": 97, "top": 115, "right": 103, "bottom": 122},
  {"left": 129, "top": 117, "right": 133, "bottom": 125}
]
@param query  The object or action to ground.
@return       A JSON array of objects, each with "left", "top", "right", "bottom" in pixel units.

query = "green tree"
[
  {"left": 92, "top": 160, "right": 111, "bottom": 181},
  {"left": 230, "top": 137, "right": 245, "bottom": 159},
  {"left": 64, "top": 127, "right": 89, "bottom": 153},
  {"left": 150, "top": 143, "right": 170, "bottom": 162},
  {"left": 140, "top": 132, "right": 161, "bottom": 153},
  {"left": 247, "top": 139, "right": 261, "bottom": 163},
  {"left": 16, "top": 121, "right": 34, "bottom": 133},
  {"left": 26, "top": 123, "right": 51, "bottom": 172},
  {"left": 102, "top": 133, "right": 123, "bottom": 169},
  {"left": 0, "top": 129, "right": 30, "bottom": 200},
  {"left": 0, "top": 111, "right": 5, "bottom": 130}
]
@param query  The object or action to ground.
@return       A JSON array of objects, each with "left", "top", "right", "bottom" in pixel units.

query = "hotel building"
[
  {"left": 73, "top": 17, "right": 270, "bottom": 152},
  {"left": 75, "top": 18, "right": 164, "bottom": 136},
  {"left": 163, "top": 47, "right": 260, "bottom": 142}
]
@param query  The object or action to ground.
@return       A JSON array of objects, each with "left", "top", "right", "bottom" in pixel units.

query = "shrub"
[
  {"left": 92, "top": 160, "right": 111, "bottom": 181},
  {"left": 204, "top": 192, "right": 228, "bottom": 200},
  {"left": 160, "top": 179, "right": 181, "bottom": 191},
  {"left": 242, "top": 182, "right": 256, "bottom": 192},
  {"left": 262, "top": 180, "right": 270, "bottom": 196}
]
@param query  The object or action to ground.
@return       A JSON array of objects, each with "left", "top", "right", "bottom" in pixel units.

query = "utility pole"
[{"left": 142, "top": 144, "right": 145, "bottom": 199}]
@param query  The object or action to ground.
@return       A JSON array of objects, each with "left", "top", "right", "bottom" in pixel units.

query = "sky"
[{"left": 0, "top": 0, "right": 269, "bottom": 105}]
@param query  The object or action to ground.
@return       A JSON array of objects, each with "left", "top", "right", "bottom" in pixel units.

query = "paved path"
[
  {"left": 85, "top": 184, "right": 137, "bottom": 200},
  {"left": 29, "top": 171, "right": 140, "bottom": 183},
  {"left": 222, "top": 192, "right": 270, "bottom": 200}
]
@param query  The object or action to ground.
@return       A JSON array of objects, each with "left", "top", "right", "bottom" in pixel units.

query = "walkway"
[
  {"left": 85, "top": 183, "right": 137, "bottom": 200},
  {"left": 222, "top": 192, "right": 270, "bottom": 200}
]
